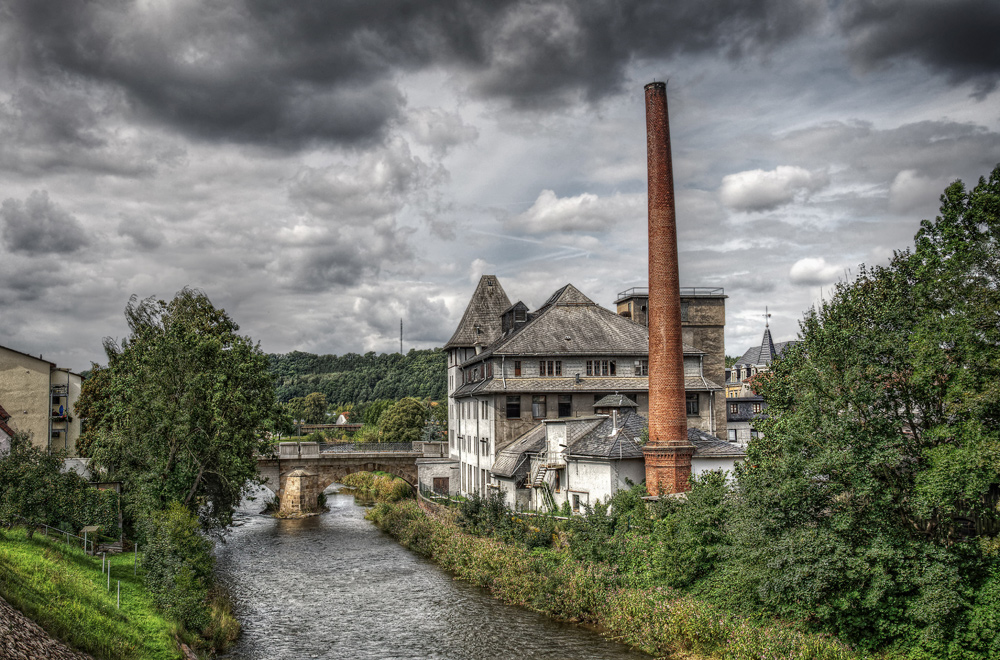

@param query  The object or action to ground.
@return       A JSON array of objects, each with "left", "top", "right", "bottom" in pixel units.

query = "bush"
[{"left": 142, "top": 502, "right": 214, "bottom": 632}]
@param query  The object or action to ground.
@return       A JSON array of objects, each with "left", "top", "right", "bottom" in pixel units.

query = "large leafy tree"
[
  {"left": 378, "top": 397, "right": 429, "bottom": 443},
  {"left": 723, "top": 166, "right": 1000, "bottom": 655},
  {"left": 80, "top": 288, "right": 279, "bottom": 532}
]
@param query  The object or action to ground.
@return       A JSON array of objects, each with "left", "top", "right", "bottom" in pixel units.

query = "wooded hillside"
[{"left": 268, "top": 348, "right": 447, "bottom": 404}]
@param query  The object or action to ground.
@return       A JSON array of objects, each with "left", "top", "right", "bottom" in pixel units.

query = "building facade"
[
  {"left": 0, "top": 345, "right": 82, "bottom": 455},
  {"left": 724, "top": 325, "right": 797, "bottom": 445},
  {"left": 442, "top": 277, "right": 729, "bottom": 499}
]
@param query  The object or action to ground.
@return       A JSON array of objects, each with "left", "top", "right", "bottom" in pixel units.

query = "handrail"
[{"left": 615, "top": 286, "right": 725, "bottom": 301}]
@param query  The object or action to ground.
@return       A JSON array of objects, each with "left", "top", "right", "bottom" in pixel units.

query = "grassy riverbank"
[
  {"left": 367, "top": 499, "right": 871, "bottom": 660},
  {"left": 0, "top": 527, "right": 180, "bottom": 660}
]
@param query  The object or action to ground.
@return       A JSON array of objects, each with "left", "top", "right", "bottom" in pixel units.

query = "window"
[
  {"left": 751, "top": 429, "right": 761, "bottom": 439},
  {"left": 539, "top": 360, "right": 545, "bottom": 376},
  {"left": 586, "top": 360, "right": 593, "bottom": 376},
  {"left": 572, "top": 494, "right": 581, "bottom": 512},
  {"left": 558, "top": 395, "right": 572, "bottom": 417},
  {"left": 532, "top": 395, "right": 547, "bottom": 418},
  {"left": 752, "top": 402, "right": 762, "bottom": 414},
  {"left": 728, "top": 428, "right": 737, "bottom": 442},
  {"left": 514, "top": 360, "right": 521, "bottom": 377},
  {"left": 553, "top": 471, "right": 561, "bottom": 492},
  {"left": 554, "top": 361, "right": 562, "bottom": 376},
  {"left": 636, "top": 359, "right": 648, "bottom": 376},
  {"left": 729, "top": 403, "right": 738, "bottom": 415},
  {"left": 506, "top": 396, "right": 521, "bottom": 418},
  {"left": 686, "top": 393, "right": 700, "bottom": 416},
  {"left": 481, "top": 400, "right": 488, "bottom": 418},
  {"left": 609, "top": 360, "right": 616, "bottom": 376}
]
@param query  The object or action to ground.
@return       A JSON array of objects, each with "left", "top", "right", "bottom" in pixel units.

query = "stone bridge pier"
[{"left": 257, "top": 442, "right": 434, "bottom": 516}]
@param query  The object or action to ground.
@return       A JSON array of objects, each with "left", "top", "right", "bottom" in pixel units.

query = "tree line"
[{"left": 268, "top": 347, "right": 446, "bottom": 405}]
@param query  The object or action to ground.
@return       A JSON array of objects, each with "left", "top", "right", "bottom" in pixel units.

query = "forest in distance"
[{"left": 267, "top": 347, "right": 447, "bottom": 405}]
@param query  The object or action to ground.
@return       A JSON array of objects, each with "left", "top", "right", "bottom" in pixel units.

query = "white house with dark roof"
[{"left": 439, "top": 276, "right": 734, "bottom": 502}]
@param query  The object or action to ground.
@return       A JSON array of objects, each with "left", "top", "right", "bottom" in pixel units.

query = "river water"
[{"left": 215, "top": 487, "right": 649, "bottom": 660}]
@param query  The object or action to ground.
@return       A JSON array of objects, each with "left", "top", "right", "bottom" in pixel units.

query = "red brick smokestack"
[{"left": 643, "top": 81, "right": 694, "bottom": 496}]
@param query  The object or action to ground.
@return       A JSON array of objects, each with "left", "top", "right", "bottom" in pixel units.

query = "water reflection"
[{"left": 216, "top": 486, "right": 648, "bottom": 660}]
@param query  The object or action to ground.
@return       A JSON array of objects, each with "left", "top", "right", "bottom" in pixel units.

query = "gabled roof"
[
  {"left": 491, "top": 424, "right": 546, "bottom": 477},
  {"left": 461, "top": 283, "right": 649, "bottom": 362},
  {"left": 444, "top": 276, "right": 512, "bottom": 349}
]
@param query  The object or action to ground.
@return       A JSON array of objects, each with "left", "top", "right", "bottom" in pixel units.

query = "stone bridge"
[{"left": 257, "top": 441, "right": 445, "bottom": 515}]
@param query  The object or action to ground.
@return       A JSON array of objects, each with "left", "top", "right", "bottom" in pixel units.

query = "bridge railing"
[{"left": 319, "top": 442, "right": 415, "bottom": 453}]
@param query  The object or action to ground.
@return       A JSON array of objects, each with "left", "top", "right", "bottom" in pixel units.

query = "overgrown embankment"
[
  {"left": 367, "top": 499, "right": 864, "bottom": 660},
  {"left": 0, "top": 527, "right": 179, "bottom": 660}
]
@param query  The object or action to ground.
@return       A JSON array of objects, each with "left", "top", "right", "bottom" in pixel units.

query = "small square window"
[{"left": 506, "top": 396, "right": 521, "bottom": 418}]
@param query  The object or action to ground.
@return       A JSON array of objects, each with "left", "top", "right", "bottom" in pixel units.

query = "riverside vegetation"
[{"left": 369, "top": 167, "right": 1000, "bottom": 660}]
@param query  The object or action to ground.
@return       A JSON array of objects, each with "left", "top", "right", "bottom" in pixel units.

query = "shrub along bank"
[{"left": 366, "top": 498, "right": 862, "bottom": 660}]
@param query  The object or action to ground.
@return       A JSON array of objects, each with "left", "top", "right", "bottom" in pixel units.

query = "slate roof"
[
  {"left": 734, "top": 327, "right": 797, "bottom": 367},
  {"left": 593, "top": 394, "right": 638, "bottom": 408},
  {"left": 451, "top": 374, "right": 722, "bottom": 398},
  {"left": 569, "top": 411, "right": 646, "bottom": 459},
  {"left": 688, "top": 428, "right": 747, "bottom": 458},
  {"left": 492, "top": 412, "right": 741, "bottom": 481},
  {"left": 462, "top": 283, "right": 649, "bottom": 363},
  {"left": 491, "top": 424, "right": 546, "bottom": 478},
  {"left": 444, "top": 275, "right": 512, "bottom": 349}
]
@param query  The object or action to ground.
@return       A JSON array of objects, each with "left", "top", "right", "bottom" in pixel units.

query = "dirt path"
[{"left": 0, "top": 596, "right": 94, "bottom": 660}]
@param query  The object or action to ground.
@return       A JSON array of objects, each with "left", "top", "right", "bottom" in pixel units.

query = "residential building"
[
  {"left": 441, "top": 276, "right": 733, "bottom": 502},
  {"left": 724, "top": 324, "right": 797, "bottom": 445},
  {"left": 0, "top": 344, "right": 83, "bottom": 455}
]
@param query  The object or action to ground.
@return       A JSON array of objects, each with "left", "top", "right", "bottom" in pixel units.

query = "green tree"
[
  {"left": 142, "top": 502, "right": 215, "bottom": 632},
  {"left": 303, "top": 392, "right": 328, "bottom": 424},
  {"left": 0, "top": 432, "right": 121, "bottom": 538},
  {"left": 80, "top": 288, "right": 279, "bottom": 533},
  {"left": 378, "top": 397, "right": 428, "bottom": 443},
  {"left": 724, "top": 166, "right": 1000, "bottom": 655}
]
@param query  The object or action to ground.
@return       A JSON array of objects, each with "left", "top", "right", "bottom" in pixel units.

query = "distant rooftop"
[{"left": 615, "top": 286, "right": 725, "bottom": 303}]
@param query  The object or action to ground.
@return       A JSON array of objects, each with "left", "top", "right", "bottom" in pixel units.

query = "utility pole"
[{"left": 400, "top": 318, "right": 403, "bottom": 354}]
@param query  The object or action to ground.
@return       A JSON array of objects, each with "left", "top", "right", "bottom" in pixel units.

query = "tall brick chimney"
[{"left": 643, "top": 81, "right": 694, "bottom": 496}]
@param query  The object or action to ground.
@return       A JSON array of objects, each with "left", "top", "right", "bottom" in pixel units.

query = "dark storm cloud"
[
  {"left": 5, "top": 0, "right": 823, "bottom": 147},
  {"left": 0, "top": 191, "right": 90, "bottom": 255},
  {"left": 838, "top": 0, "right": 1000, "bottom": 97}
]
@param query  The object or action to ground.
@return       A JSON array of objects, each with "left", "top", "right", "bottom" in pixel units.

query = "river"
[{"left": 215, "top": 486, "right": 649, "bottom": 660}]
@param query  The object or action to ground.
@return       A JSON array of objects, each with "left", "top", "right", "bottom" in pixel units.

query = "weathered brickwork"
[{"left": 644, "top": 81, "right": 693, "bottom": 493}]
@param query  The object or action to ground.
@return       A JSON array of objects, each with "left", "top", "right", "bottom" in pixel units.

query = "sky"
[{"left": 1, "top": 0, "right": 998, "bottom": 372}]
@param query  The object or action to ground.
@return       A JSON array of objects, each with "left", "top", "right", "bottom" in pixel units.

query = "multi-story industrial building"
[{"left": 441, "top": 276, "right": 734, "bottom": 498}]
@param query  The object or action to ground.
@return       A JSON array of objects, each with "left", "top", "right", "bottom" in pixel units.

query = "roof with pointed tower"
[
  {"left": 734, "top": 326, "right": 795, "bottom": 367},
  {"left": 444, "top": 275, "right": 512, "bottom": 349}
]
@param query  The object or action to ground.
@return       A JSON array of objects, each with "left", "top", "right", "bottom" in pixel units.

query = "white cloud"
[
  {"left": 720, "top": 166, "right": 829, "bottom": 212},
  {"left": 503, "top": 189, "right": 642, "bottom": 234},
  {"left": 789, "top": 257, "right": 843, "bottom": 286}
]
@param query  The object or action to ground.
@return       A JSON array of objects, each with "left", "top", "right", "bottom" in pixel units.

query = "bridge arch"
[{"left": 312, "top": 462, "right": 418, "bottom": 493}]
